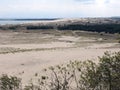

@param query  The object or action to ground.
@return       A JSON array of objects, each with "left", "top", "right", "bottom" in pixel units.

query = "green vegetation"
[
  {"left": 27, "top": 25, "right": 54, "bottom": 30},
  {"left": 58, "top": 24, "right": 120, "bottom": 34},
  {"left": 0, "top": 74, "right": 21, "bottom": 90},
  {"left": 0, "top": 51, "right": 120, "bottom": 90},
  {"left": 26, "top": 24, "right": 120, "bottom": 34},
  {"left": 118, "top": 40, "right": 120, "bottom": 43}
]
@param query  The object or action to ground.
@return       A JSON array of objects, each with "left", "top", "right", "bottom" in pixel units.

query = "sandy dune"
[{"left": 0, "top": 30, "right": 119, "bottom": 84}]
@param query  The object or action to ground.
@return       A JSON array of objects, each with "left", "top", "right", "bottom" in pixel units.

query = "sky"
[{"left": 0, "top": 0, "right": 120, "bottom": 18}]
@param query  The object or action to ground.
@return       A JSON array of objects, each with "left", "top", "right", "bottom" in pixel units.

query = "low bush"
[{"left": 0, "top": 74, "right": 22, "bottom": 90}]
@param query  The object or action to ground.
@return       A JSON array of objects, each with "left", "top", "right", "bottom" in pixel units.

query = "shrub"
[
  {"left": 0, "top": 74, "right": 22, "bottom": 90},
  {"left": 118, "top": 40, "right": 120, "bottom": 43},
  {"left": 98, "top": 52, "right": 120, "bottom": 90}
]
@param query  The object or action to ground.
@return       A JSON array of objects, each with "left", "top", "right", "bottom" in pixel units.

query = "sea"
[
  {"left": 0, "top": 19, "right": 57, "bottom": 25},
  {"left": 0, "top": 21, "right": 35, "bottom": 25}
]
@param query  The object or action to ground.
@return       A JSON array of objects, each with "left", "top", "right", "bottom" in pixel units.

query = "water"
[
  {"left": 0, "top": 21, "right": 37, "bottom": 25},
  {"left": 0, "top": 19, "right": 57, "bottom": 25}
]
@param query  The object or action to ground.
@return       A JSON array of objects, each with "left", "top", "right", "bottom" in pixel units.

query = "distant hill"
[
  {"left": 0, "top": 18, "right": 120, "bottom": 33},
  {"left": 111, "top": 17, "right": 120, "bottom": 20}
]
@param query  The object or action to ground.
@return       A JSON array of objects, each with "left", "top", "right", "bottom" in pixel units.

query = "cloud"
[
  {"left": 0, "top": 0, "right": 120, "bottom": 18},
  {"left": 75, "top": 0, "right": 95, "bottom": 3}
]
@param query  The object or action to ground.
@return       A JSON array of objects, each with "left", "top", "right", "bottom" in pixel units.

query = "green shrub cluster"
[
  {"left": 27, "top": 25, "right": 54, "bottom": 30},
  {"left": 0, "top": 75, "right": 22, "bottom": 90},
  {"left": 58, "top": 24, "right": 120, "bottom": 34}
]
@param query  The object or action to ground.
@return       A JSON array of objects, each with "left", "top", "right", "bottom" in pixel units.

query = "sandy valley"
[{"left": 0, "top": 30, "right": 119, "bottom": 84}]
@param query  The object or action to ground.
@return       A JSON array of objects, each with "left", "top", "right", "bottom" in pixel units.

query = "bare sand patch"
[
  {"left": 58, "top": 36, "right": 80, "bottom": 41},
  {"left": 0, "top": 42, "right": 73, "bottom": 49},
  {"left": 0, "top": 47, "right": 119, "bottom": 84}
]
